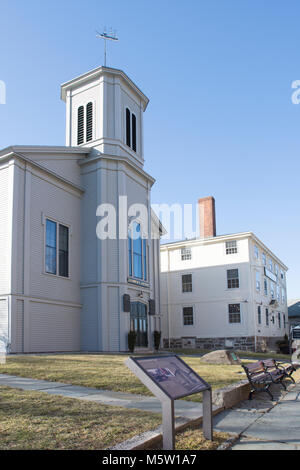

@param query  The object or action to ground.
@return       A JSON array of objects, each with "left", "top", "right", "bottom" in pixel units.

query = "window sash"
[
  {"left": 227, "top": 269, "right": 239, "bottom": 289},
  {"left": 182, "top": 274, "right": 192, "bottom": 292},
  {"left": 181, "top": 247, "right": 191, "bottom": 260},
  {"left": 45, "top": 219, "right": 69, "bottom": 278},
  {"left": 128, "top": 222, "right": 147, "bottom": 280},
  {"left": 226, "top": 241, "right": 237, "bottom": 254},
  {"left": 228, "top": 304, "right": 241, "bottom": 323},
  {"left": 183, "top": 307, "right": 193, "bottom": 325}
]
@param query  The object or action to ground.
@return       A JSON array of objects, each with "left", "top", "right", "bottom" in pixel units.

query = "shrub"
[
  {"left": 153, "top": 331, "right": 161, "bottom": 351},
  {"left": 128, "top": 331, "right": 137, "bottom": 353}
]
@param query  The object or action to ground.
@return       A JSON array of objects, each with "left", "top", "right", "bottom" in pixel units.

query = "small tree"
[
  {"left": 128, "top": 330, "right": 137, "bottom": 353},
  {"left": 153, "top": 330, "right": 161, "bottom": 351}
]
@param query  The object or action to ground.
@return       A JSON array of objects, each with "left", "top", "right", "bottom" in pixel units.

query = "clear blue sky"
[{"left": 0, "top": 0, "right": 299, "bottom": 298}]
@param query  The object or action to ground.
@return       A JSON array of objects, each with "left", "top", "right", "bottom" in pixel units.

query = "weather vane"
[{"left": 96, "top": 28, "right": 119, "bottom": 67}]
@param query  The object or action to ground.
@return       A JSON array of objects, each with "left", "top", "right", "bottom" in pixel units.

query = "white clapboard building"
[
  {"left": 160, "top": 197, "right": 289, "bottom": 352},
  {"left": 0, "top": 66, "right": 163, "bottom": 353}
]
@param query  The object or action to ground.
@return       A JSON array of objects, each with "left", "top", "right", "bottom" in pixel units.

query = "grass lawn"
[
  {"left": 0, "top": 386, "right": 161, "bottom": 450},
  {"left": 0, "top": 354, "right": 246, "bottom": 402},
  {"left": 166, "top": 348, "right": 291, "bottom": 360}
]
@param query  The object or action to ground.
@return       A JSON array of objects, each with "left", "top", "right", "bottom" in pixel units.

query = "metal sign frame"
[{"left": 125, "top": 354, "right": 213, "bottom": 450}]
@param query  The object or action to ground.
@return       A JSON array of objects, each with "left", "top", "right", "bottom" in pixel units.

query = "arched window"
[
  {"left": 86, "top": 102, "right": 93, "bottom": 142},
  {"left": 128, "top": 221, "right": 147, "bottom": 280},
  {"left": 77, "top": 106, "right": 84, "bottom": 145}
]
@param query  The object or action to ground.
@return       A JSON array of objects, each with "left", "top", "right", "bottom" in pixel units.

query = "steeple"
[{"left": 61, "top": 66, "right": 149, "bottom": 168}]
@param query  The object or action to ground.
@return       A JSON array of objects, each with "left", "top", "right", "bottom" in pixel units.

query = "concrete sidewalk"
[
  {"left": 213, "top": 381, "right": 300, "bottom": 450},
  {"left": 0, "top": 373, "right": 217, "bottom": 420}
]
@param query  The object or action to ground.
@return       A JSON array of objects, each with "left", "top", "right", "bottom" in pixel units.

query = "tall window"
[
  {"left": 183, "top": 307, "right": 194, "bottom": 326},
  {"left": 125, "top": 107, "right": 137, "bottom": 152},
  {"left": 264, "top": 278, "right": 268, "bottom": 296},
  {"left": 262, "top": 253, "right": 266, "bottom": 265},
  {"left": 256, "top": 271, "right": 261, "bottom": 291},
  {"left": 77, "top": 106, "right": 84, "bottom": 145},
  {"left": 181, "top": 247, "right": 191, "bottom": 260},
  {"left": 254, "top": 245, "right": 259, "bottom": 259},
  {"left": 86, "top": 102, "right": 93, "bottom": 142},
  {"left": 269, "top": 258, "right": 273, "bottom": 272},
  {"left": 258, "top": 306, "right": 262, "bottom": 325},
  {"left": 227, "top": 269, "right": 239, "bottom": 289},
  {"left": 226, "top": 240, "right": 237, "bottom": 254},
  {"left": 45, "top": 219, "right": 69, "bottom": 278},
  {"left": 270, "top": 282, "right": 275, "bottom": 299},
  {"left": 266, "top": 308, "right": 269, "bottom": 326},
  {"left": 128, "top": 222, "right": 147, "bottom": 281},
  {"left": 229, "top": 304, "right": 241, "bottom": 323},
  {"left": 278, "top": 312, "right": 281, "bottom": 329},
  {"left": 77, "top": 103, "right": 93, "bottom": 144},
  {"left": 182, "top": 274, "right": 192, "bottom": 293}
]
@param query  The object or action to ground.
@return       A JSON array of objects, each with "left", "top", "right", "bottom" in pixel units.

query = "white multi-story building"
[
  {"left": 160, "top": 197, "right": 288, "bottom": 352},
  {"left": 0, "top": 65, "right": 163, "bottom": 353}
]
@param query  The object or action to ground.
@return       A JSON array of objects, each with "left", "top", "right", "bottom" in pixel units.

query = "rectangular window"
[
  {"left": 264, "top": 278, "right": 268, "bottom": 296},
  {"left": 254, "top": 245, "right": 259, "bottom": 259},
  {"left": 277, "top": 285, "right": 280, "bottom": 302},
  {"left": 45, "top": 219, "right": 57, "bottom": 275},
  {"left": 181, "top": 247, "right": 191, "bottom": 260},
  {"left": 226, "top": 240, "right": 237, "bottom": 254},
  {"left": 269, "top": 258, "right": 273, "bottom": 272},
  {"left": 59, "top": 225, "right": 69, "bottom": 277},
  {"left": 183, "top": 307, "right": 193, "bottom": 326},
  {"left": 258, "top": 306, "right": 261, "bottom": 325},
  {"left": 45, "top": 219, "right": 69, "bottom": 278},
  {"left": 283, "top": 314, "right": 286, "bottom": 329},
  {"left": 132, "top": 113, "right": 137, "bottom": 152},
  {"left": 262, "top": 253, "right": 266, "bottom": 265},
  {"left": 256, "top": 271, "right": 261, "bottom": 291},
  {"left": 182, "top": 274, "right": 192, "bottom": 293},
  {"left": 282, "top": 288, "right": 286, "bottom": 302},
  {"left": 229, "top": 304, "right": 241, "bottom": 323},
  {"left": 270, "top": 282, "right": 275, "bottom": 299},
  {"left": 275, "top": 264, "right": 279, "bottom": 277},
  {"left": 227, "top": 269, "right": 239, "bottom": 289},
  {"left": 266, "top": 308, "right": 269, "bottom": 326},
  {"left": 278, "top": 312, "right": 281, "bottom": 329},
  {"left": 280, "top": 270, "right": 284, "bottom": 280},
  {"left": 126, "top": 108, "right": 131, "bottom": 147}
]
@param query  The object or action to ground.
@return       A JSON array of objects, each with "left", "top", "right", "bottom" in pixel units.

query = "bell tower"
[{"left": 61, "top": 66, "right": 149, "bottom": 168}]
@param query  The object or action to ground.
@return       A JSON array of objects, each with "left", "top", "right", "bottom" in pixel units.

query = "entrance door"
[{"left": 130, "top": 302, "right": 148, "bottom": 347}]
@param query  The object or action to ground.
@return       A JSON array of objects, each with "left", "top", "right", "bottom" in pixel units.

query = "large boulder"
[{"left": 201, "top": 349, "right": 241, "bottom": 365}]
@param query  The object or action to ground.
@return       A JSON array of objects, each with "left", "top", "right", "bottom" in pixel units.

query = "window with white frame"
[
  {"left": 181, "top": 247, "right": 191, "bottom": 260},
  {"left": 282, "top": 288, "right": 286, "bottom": 303},
  {"left": 229, "top": 304, "right": 241, "bottom": 323},
  {"left": 226, "top": 240, "right": 237, "bottom": 254},
  {"left": 269, "top": 258, "right": 273, "bottom": 272},
  {"left": 45, "top": 219, "right": 69, "bottom": 278},
  {"left": 256, "top": 271, "right": 261, "bottom": 291},
  {"left": 262, "top": 253, "right": 266, "bottom": 265},
  {"left": 77, "top": 102, "right": 93, "bottom": 145},
  {"left": 270, "top": 282, "right": 275, "bottom": 299},
  {"left": 183, "top": 307, "right": 194, "bottom": 325},
  {"left": 277, "top": 285, "right": 280, "bottom": 302},
  {"left": 128, "top": 221, "right": 147, "bottom": 281},
  {"left": 227, "top": 269, "right": 239, "bottom": 289},
  {"left": 254, "top": 245, "right": 259, "bottom": 259},
  {"left": 275, "top": 264, "right": 279, "bottom": 277},
  {"left": 182, "top": 274, "right": 192, "bottom": 293}
]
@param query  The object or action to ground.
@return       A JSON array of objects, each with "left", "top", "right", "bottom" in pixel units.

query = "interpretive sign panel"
[
  {"left": 131, "top": 355, "right": 210, "bottom": 400},
  {"left": 125, "top": 355, "right": 213, "bottom": 450}
]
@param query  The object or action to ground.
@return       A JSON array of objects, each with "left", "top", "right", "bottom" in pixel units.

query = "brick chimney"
[{"left": 198, "top": 196, "right": 216, "bottom": 238}]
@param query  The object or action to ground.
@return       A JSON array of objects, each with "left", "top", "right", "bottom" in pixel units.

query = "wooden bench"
[
  {"left": 262, "top": 359, "right": 296, "bottom": 384},
  {"left": 242, "top": 361, "right": 287, "bottom": 401}
]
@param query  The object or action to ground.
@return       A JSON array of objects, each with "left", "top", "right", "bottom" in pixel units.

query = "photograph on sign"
[{"left": 132, "top": 355, "right": 210, "bottom": 400}]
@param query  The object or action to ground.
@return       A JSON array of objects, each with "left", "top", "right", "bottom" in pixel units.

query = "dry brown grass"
[
  {"left": 0, "top": 386, "right": 161, "bottom": 450},
  {"left": 0, "top": 354, "right": 246, "bottom": 402}
]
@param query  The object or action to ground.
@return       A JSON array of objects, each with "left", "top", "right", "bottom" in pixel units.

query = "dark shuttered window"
[
  {"left": 126, "top": 108, "right": 131, "bottom": 147},
  {"left": 86, "top": 102, "right": 93, "bottom": 142},
  {"left": 77, "top": 106, "right": 84, "bottom": 145},
  {"left": 132, "top": 113, "right": 137, "bottom": 152}
]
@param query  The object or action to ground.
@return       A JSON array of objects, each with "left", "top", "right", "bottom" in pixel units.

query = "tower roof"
[{"left": 60, "top": 66, "right": 149, "bottom": 111}]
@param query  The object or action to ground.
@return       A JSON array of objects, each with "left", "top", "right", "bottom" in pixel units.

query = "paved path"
[
  {"left": 0, "top": 373, "right": 212, "bottom": 420},
  {"left": 214, "top": 381, "right": 300, "bottom": 450}
]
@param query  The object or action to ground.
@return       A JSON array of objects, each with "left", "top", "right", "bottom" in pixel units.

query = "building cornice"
[{"left": 60, "top": 66, "right": 149, "bottom": 110}]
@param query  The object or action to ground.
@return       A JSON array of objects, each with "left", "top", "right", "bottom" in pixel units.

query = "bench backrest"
[{"left": 262, "top": 359, "right": 276, "bottom": 369}]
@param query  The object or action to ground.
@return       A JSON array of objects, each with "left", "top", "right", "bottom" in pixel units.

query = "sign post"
[{"left": 125, "top": 354, "right": 213, "bottom": 450}]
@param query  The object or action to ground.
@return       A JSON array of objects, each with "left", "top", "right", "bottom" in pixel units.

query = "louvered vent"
[
  {"left": 77, "top": 106, "right": 84, "bottom": 145},
  {"left": 86, "top": 102, "right": 93, "bottom": 142}
]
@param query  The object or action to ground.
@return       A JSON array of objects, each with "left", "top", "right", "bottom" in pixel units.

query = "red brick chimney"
[{"left": 198, "top": 196, "right": 216, "bottom": 238}]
